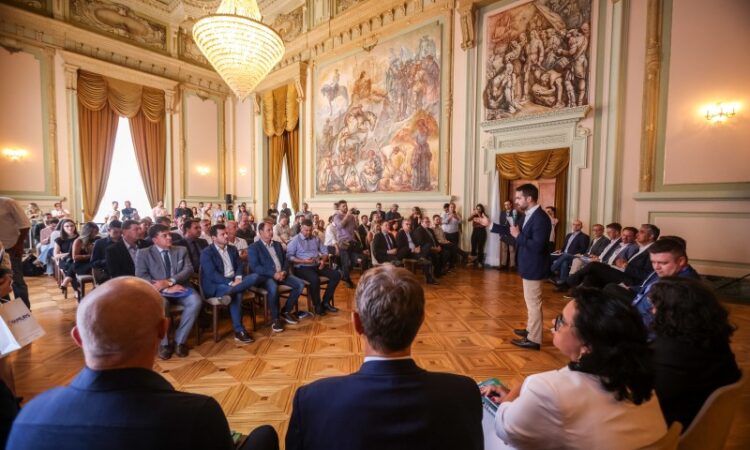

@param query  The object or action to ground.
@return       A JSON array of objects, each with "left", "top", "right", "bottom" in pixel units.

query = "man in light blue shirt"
[{"left": 287, "top": 219, "right": 341, "bottom": 315}]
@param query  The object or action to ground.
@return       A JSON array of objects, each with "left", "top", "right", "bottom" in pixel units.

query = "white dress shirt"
[
  {"left": 494, "top": 367, "right": 666, "bottom": 450},
  {"left": 214, "top": 244, "right": 235, "bottom": 278},
  {"left": 263, "top": 241, "right": 282, "bottom": 271}
]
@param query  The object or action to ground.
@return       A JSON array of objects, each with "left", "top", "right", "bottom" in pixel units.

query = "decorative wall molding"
[
  {"left": 0, "top": 3, "right": 229, "bottom": 95},
  {"left": 482, "top": 105, "right": 591, "bottom": 224},
  {"left": 638, "top": 0, "right": 662, "bottom": 192},
  {"left": 69, "top": 0, "right": 168, "bottom": 52},
  {"left": 457, "top": 0, "right": 476, "bottom": 50}
]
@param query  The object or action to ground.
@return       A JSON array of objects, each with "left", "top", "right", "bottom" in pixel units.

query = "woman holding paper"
[{"left": 480, "top": 288, "right": 666, "bottom": 449}]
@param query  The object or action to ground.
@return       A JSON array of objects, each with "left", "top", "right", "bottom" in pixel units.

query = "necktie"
[
  {"left": 191, "top": 241, "right": 200, "bottom": 267},
  {"left": 162, "top": 250, "right": 172, "bottom": 277},
  {"left": 385, "top": 233, "right": 393, "bottom": 250}
]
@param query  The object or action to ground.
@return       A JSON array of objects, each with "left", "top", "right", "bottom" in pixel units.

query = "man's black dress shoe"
[
  {"left": 513, "top": 329, "right": 529, "bottom": 337},
  {"left": 323, "top": 303, "right": 339, "bottom": 313},
  {"left": 511, "top": 338, "right": 541, "bottom": 350}
]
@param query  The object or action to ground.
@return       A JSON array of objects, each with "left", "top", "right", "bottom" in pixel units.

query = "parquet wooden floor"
[{"left": 8, "top": 269, "right": 750, "bottom": 449}]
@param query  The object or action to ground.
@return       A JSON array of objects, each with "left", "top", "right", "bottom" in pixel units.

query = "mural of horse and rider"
[{"left": 314, "top": 22, "right": 442, "bottom": 194}]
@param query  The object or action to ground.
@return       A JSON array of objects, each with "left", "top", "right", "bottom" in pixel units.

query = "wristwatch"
[{"left": 168, "top": 278, "right": 176, "bottom": 287}]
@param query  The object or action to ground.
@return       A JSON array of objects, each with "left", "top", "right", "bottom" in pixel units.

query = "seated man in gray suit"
[{"left": 135, "top": 224, "right": 202, "bottom": 360}]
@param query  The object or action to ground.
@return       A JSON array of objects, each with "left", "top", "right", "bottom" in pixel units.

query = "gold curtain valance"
[
  {"left": 496, "top": 148, "right": 569, "bottom": 180},
  {"left": 261, "top": 83, "right": 298, "bottom": 137},
  {"left": 77, "top": 70, "right": 165, "bottom": 123}
]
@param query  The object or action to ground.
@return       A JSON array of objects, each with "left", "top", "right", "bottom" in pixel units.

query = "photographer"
[{"left": 333, "top": 200, "right": 358, "bottom": 288}]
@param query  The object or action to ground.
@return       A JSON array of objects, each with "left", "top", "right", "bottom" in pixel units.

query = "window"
[
  {"left": 93, "top": 117, "right": 152, "bottom": 223},
  {"left": 277, "top": 154, "right": 293, "bottom": 215}
]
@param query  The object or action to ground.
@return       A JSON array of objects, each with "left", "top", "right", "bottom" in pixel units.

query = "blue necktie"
[{"left": 162, "top": 250, "right": 172, "bottom": 277}]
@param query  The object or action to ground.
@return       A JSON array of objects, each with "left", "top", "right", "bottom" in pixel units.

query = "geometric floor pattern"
[{"left": 8, "top": 268, "right": 750, "bottom": 449}]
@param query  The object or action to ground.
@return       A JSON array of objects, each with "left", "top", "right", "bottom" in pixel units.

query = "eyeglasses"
[{"left": 553, "top": 314, "right": 574, "bottom": 332}]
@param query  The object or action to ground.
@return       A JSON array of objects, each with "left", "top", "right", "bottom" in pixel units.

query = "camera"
[{"left": 350, "top": 208, "right": 360, "bottom": 216}]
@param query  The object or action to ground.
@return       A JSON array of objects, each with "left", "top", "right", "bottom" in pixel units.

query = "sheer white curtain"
[{"left": 484, "top": 170, "right": 501, "bottom": 267}]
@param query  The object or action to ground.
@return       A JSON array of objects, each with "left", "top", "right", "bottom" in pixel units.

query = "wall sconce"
[
  {"left": 196, "top": 165, "right": 211, "bottom": 176},
  {"left": 2, "top": 148, "right": 28, "bottom": 161},
  {"left": 704, "top": 102, "right": 739, "bottom": 124},
  {"left": 238, "top": 167, "right": 248, "bottom": 176}
]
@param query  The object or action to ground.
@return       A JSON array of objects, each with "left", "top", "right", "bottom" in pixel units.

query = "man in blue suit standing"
[
  {"left": 201, "top": 224, "right": 269, "bottom": 343},
  {"left": 248, "top": 221, "right": 305, "bottom": 333},
  {"left": 286, "top": 265, "right": 483, "bottom": 450},
  {"left": 480, "top": 183, "right": 551, "bottom": 350}
]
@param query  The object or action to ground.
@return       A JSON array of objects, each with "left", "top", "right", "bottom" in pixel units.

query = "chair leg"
[
  {"left": 213, "top": 305, "right": 219, "bottom": 343},
  {"left": 263, "top": 293, "right": 270, "bottom": 326},
  {"left": 250, "top": 299, "right": 257, "bottom": 331}
]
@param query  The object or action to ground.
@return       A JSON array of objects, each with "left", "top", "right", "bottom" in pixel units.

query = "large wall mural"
[
  {"left": 314, "top": 22, "right": 442, "bottom": 194},
  {"left": 483, "top": 0, "right": 591, "bottom": 120}
]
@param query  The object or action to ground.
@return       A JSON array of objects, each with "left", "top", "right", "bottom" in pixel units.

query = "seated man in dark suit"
[
  {"left": 6, "top": 277, "right": 279, "bottom": 450},
  {"left": 201, "top": 224, "right": 270, "bottom": 344},
  {"left": 396, "top": 219, "right": 437, "bottom": 285},
  {"left": 550, "top": 222, "right": 606, "bottom": 286},
  {"left": 286, "top": 219, "right": 341, "bottom": 316},
  {"left": 413, "top": 216, "right": 450, "bottom": 278},
  {"left": 105, "top": 220, "right": 144, "bottom": 279},
  {"left": 371, "top": 222, "right": 400, "bottom": 265},
  {"left": 549, "top": 219, "right": 589, "bottom": 274},
  {"left": 174, "top": 218, "right": 208, "bottom": 274},
  {"left": 248, "top": 222, "right": 305, "bottom": 333},
  {"left": 90, "top": 219, "right": 122, "bottom": 283},
  {"left": 565, "top": 224, "right": 659, "bottom": 290},
  {"left": 135, "top": 224, "right": 202, "bottom": 359},
  {"left": 286, "top": 265, "right": 483, "bottom": 450}
]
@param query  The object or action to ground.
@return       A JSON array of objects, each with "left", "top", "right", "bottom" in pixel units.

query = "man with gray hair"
[
  {"left": 7, "top": 277, "right": 279, "bottom": 450},
  {"left": 286, "top": 265, "right": 483, "bottom": 450}
]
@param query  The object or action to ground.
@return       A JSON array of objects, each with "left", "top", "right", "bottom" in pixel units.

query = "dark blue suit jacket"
[
  {"left": 91, "top": 236, "right": 118, "bottom": 269},
  {"left": 491, "top": 206, "right": 552, "bottom": 280},
  {"left": 286, "top": 359, "right": 483, "bottom": 450},
  {"left": 248, "top": 239, "right": 289, "bottom": 278},
  {"left": 560, "top": 232, "right": 589, "bottom": 255},
  {"left": 200, "top": 244, "right": 242, "bottom": 298},
  {"left": 6, "top": 368, "right": 234, "bottom": 450}
]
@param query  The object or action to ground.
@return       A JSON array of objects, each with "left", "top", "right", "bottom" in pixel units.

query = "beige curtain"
[
  {"left": 77, "top": 72, "right": 118, "bottom": 221},
  {"left": 262, "top": 84, "right": 300, "bottom": 208},
  {"left": 77, "top": 70, "right": 166, "bottom": 217},
  {"left": 497, "top": 148, "right": 570, "bottom": 245},
  {"left": 130, "top": 108, "right": 166, "bottom": 206}
]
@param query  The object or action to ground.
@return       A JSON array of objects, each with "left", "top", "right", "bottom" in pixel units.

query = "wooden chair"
[
  {"left": 289, "top": 265, "right": 330, "bottom": 312},
  {"left": 249, "top": 284, "right": 292, "bottom": 326},
  {"left": 164, "top": 302, "right": 201, "bottom": 345},
  {"left": 678, "top": 372, "right": 747, "bottom": 450},
  {"left": 197, "top": 267, "right": 255, "bottom": 342},
  {"left": 75, "top": 273, "right": 94, "bottom": 300},
  {"left": 637, "top": 422, "right": 682, "bottom": 450}
]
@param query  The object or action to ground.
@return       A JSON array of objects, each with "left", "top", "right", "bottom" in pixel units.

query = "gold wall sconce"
[
  {"left": 196, "top": 165, "right": 211, "bottom": 176},
  {"left": 704, "top": 102, "right": 739, "bottom": 124},
  {"left": 2, "top": 148, "right": 28, "bottom": 161}
]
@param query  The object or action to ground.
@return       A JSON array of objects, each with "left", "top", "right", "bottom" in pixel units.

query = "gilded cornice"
[
  {"left": 639, "top": 0, "right": 663, "bottom": 192},
  {"left": 0, "top": 2, "right": 229, "bottom": 95}
]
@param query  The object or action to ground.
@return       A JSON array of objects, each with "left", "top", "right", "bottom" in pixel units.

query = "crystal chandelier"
[{"left": 193, "top": 0, "right": 285, "bottom": 100}]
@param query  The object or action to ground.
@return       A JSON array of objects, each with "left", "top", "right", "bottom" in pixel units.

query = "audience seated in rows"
[
  {"left": 562, "top": 224, "right": 657, "bottom": 290},
  {"left": 548, "top": 219, "right": 594, "bottom": 283},
  {"left": 285, "top": 265, "right": 483, "bottom": 450},
  {"left": 6, "top": 277, "right": 279, "bottom": 450}
]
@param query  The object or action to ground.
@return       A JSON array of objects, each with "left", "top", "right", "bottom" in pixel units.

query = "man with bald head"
[{"left": 7, "top": 277, "right": 279, "bottom": 450}]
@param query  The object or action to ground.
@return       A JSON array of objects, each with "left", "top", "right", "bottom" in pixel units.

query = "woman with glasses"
[
  {"left": 481, "top": 288, "right": 666, "bottom": 449},
  {"left": 649, "top": 277, "right": 741, "bottom": 429}
]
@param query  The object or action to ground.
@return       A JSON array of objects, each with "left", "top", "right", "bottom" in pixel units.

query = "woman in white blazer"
[{"left": 481, "top": 288, "right": 667, "bottom": 450}]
